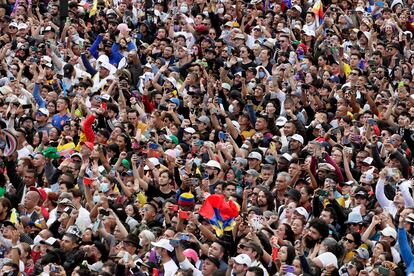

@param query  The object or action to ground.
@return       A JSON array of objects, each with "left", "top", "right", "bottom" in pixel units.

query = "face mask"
[
  {"left": 33, "top": 235, "right": 43, "bottom": 245},
  {"left": 93, "top": 195, "right": 100, "bottom": 204},
  {"left": 155, "top": 252, "right": 162, "bottom": 262},
  {"left": 175, "top": 148, "right": 182, "bottom": 157},
  {"left": 248, "top": 82, "right": 256, "bottom": 90},
  {"left": 180, "top": 5, "right": 188, "bottom": 13},
  {"left": 194, "top": 157, "right": 201, "bottom": 167},
  {"left": 228, "top": 104, "right": 234, "bottom": 113},
  {"left": 300, "top": 63, "right": 308, "bottom": 70},
  {"left": 101, "top": 183, "right": 110, "bottom": 193},
  {"left": 258, "top": 71, "right": 265, "bottom": 79},
  {"left": 154, "top": 9, "right": 161, "bottom": 17},
  {"left": 217, "top": 8, "right": 224, "bottom": 14},
  {"left": 203, "top": 11, "right": 209, "bottom": 17}
]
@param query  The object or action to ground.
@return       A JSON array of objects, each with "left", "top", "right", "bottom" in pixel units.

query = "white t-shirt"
[
  {"left": 316, "top": 252, "right": 338, "bottom": 268},
  {"left": 163, "top": 259, "right": 178, "bottom": 276}
]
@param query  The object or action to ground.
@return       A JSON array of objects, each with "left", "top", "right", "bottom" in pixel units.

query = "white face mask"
[
  {"left": 203, "top": 10, "right": 209, "bottom": 17},
  {"left": 101, "top": 183, "right": 110, "bottom": 193},
  {"left": 217, "top": 7, "right": 224, "bottom": 14},
  {"left": 180, "top": 5, "right": 188, "bottom": 13},
  {"left": 93, "top": 195, "right": 100, "bottom": 204},
  {"left": 228, "top": 104, "right": 234, "bottom": 113},
  {"left": 154, "top": 9, "right": 161, "bottom": 17}
]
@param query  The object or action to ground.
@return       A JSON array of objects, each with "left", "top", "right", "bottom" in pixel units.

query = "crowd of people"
[{"left": 0, "top": 0, "right": 413, "bottom": 275}]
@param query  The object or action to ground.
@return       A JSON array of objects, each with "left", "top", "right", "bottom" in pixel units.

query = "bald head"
[{"left": 24, "top": 191, "right": 40, "bottom": 210}]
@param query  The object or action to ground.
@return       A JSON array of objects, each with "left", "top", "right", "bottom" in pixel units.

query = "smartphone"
[
  {"left": 93, "top": 219, "right": 100, "bottom": 232},
  {"left": 375, "top": 1, "right": 384, "bottom": 7},
  {"left": 64, "top": 207, "right": 73, "bottom": 215},
  {"left": 367, "top": 118, "right": 376, "bottom": 125},
  {"left": 227, "top": 46, "right": 232, "bottom": 55},
  {"left": 123, "top": 252, "right": 129, "bottom": 263},
  {"left": 50, "top": 264, "right": 60, "bottom": 273},
  {"left": 178, "top": 210, "right": 189, "bottom": 219},
  {"left": 190, "top": 178, "right": 199, "bottom": 185},
  {"left": 245, "top": 181, "right": 252, "bottom": 189},
  {"left": 218, "top": 131, "right": 226, "bottom": 140},
  {"left": 159, "top": 105, "right": 168, "bottom": 111},
  {"left": 378, "top": 266, "right": 389, "bottom": 276},
  {"left": 195, "top": 140, "right": 204, "bottom": 146},
  {"left": 317, "top": 189, "right": 329, "bottom": 197},
  {"left": 22, "top": 104, "right": 32, "bottom": 109},
  {"left": 180, "top": 233, "right": 190, "bottom": 241},
  {"left": 148, "top": 143, "right": 159, "bottom": 149},
  {"left": 168, "top": 204, "right": 179, "bottom": 212},
  {"left": 217, "top": 97, "right": 223, "bottom": 105},
  {"left": 284, "top": 265, "right": 294, "bottom": 273},
  {"left": 99, "top": 209, "right": 109, "bottom": 216},
  {"left": 354, "top": 135, "right": 362, "bottom": 143},
  {"left": 170, "top": 239, "right": 180, "bottom": 247}
]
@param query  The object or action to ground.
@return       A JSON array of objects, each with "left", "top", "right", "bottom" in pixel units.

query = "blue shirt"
[{"left": 51, "top": 113, "right": 70, "bottom": 130}]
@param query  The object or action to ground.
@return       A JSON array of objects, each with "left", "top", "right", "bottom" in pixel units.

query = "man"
[
  {"left": 256, "top": 187, "right": 275, "bottom": 212},
  {"left": 227, "top": 254, "right": 252, "bottom": 276},
  {"left": 206, "top": 241, "right": 228, "bottom": 270},
  {"left": 6, "top": 155, "right": 37, "bottom": 201},
  {"left": 247, "top": 152, "right": 262, "bottom": 171},
  {"left": 83, "top": 241, "right": 108, "bottom": 272},
  {"left": 35, "top": 108, "right": 50, "bottom": 132},
  {"left": 223, "top": 182, "right": 237, "bottom": 200},
  {"left": 274, "top": 172, "right": 291, "bottom": 206},
  {"left": 240, "top": 241, "right": 268, "bottom": 276},
  {"left": 51, "top": 97, "right": 71, "bottom": 130},
  {"left": 305, "top": 218, "right": 330, "bottom": 251},
  {"left": 246, "top": 267, "right": 265, "bottom": 276},
  {"left": 21, "top": 190, "right": 41, "bottom": 222},
  {"left": 59, "top": 225, "right": 85, "bottom": 275},
  {"left": 206, "top": 160, "right": 222, "bottom": 194},
  {"left": 32, "top": 152, "right": 46, "bottom": 186},
  {"left": 151, "top": 239, "right": 178, "bottom": 276},
  {"left": 70, "top": 189, "right": 92, "bottom": 232}
]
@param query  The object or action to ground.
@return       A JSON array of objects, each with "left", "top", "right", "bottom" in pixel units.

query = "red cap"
[
  {"left": 80, "top": 141, "right": 94, "bottom": 151},
  {"left": 29, "top": 187, "right": 47, "bottom": 202}
]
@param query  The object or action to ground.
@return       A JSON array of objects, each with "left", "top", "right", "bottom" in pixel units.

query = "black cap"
[
  {"left": 285, "top": 188, "right": 301, "bottom": 202},
  {"left": 93, "top": 241, "right": 109, "bottom": 261},
  {"left": 2, "top": 220, "right": 16, "bottom": 230},
  {"left": 123, "top": 234, "right": 141, "bottom": 248}
]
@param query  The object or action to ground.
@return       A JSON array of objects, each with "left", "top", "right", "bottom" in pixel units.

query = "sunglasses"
[{"left": 343, "top": 237, "right": 354, "bottom": 243}]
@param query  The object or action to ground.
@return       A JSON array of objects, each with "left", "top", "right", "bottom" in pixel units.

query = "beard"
[
  {"left": 304, "top": 235, "right": 317, "bottom": 249},
  {"left": 257, "top": 200, "right": 267, "bottom": 207}
]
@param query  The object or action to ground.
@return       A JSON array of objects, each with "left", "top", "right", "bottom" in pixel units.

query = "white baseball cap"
[
  {"left": 232, "top": 254, "right": 252, "bottom": 267},
  {"left": 291, "top": 134, "right": 304, "bottom": 144},
  {"left": 206, "top": 160, "right": 221, "bottom": 170},
  {"left": 151, "top": 239, "right": 174, "bottom": 252}
]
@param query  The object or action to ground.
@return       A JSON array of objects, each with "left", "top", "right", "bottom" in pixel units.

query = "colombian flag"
[
  {"left": 312, "top": 0, "right": 324, "bottom": 26},
  {"left": 199, "top": 194, "right": 239, "bottom": 237}
]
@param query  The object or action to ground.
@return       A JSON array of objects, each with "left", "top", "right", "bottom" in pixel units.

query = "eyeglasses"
[
  {"left": 350, "top": 72, "right": 358, "bottom": 76},
  {"left": 343, "top": 237, "right": 355, "bottom": 243}
]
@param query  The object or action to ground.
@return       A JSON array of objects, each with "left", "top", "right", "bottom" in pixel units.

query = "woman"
[
  {"left": 367, "top": 241, "right": 391, "bottom": 269},
  {"left": 275, "top": 223, "right": 295, "bottom": 245},
  {"left": 277, "top": 244, "right": 296, "bottom": 275},
  {"left": 137, "top": 229, "right": 155, "bottom": 259},
  {"left": 291, "top": 218, "right": 305, "bottom": 241},
  {"left": 341, "top": 232, "right": 361, "bottom": 264},
  {"left": 125, "top": 204, "right": 140, "bottom": 231}
]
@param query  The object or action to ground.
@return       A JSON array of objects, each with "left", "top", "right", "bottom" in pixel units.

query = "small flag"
[
  {"left": 312, "top": 0, "right": 324, "bottom": 26},
  {"left": 199, "top": 194, "right": 239, "bottom": 237}
]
